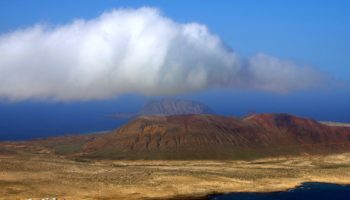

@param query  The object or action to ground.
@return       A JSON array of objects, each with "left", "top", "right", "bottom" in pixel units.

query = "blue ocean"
[{"left": 210, "top": 182, "right": 350, "bottom": 200}]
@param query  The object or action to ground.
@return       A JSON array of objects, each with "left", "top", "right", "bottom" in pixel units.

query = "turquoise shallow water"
[{"left": 209, "top": 182, "right": 350, "bottom": 200}]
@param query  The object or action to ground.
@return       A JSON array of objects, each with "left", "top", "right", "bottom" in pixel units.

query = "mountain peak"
[{"left": 138, "top": 99, "right": 214, "bottom": 116}]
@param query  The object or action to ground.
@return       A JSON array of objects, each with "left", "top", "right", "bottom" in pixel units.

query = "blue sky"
[
  {"left": 1, "top": 0, "right": 349, "bottom": 79},
  {"left": 0, "top": 0, "right": 349, "bottom": 140}
]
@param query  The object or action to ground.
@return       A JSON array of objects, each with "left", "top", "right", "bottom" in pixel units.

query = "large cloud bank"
[{"left": 0, "top": 8, "right": 326, "bottom": 101}]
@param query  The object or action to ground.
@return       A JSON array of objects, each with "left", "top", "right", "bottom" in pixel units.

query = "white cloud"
[{"left": 0, "top": 7, "right": 326, "bottom": 101}]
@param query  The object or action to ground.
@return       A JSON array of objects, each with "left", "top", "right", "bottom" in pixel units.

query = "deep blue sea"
[
  {"left": 209, "top": 182, "right": 350, "bottom": 200},
  {"left": 0, "top": 96, "right": 144, "bottom": 141}
]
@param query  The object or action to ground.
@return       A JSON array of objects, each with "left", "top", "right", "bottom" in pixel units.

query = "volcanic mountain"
[
  {"left": 9, "top": 113, "right": 350, "bottom": 160},
  {"left": 139, "top": 99, "right": 214, "bottom": 115},
  {"left": 111, "top": 99, "right": 214, "bottom": 119}
]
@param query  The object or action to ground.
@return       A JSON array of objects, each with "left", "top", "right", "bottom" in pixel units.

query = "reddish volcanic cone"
[
  {"left": 76, "top": 114, "right": 350, "bottom": 159},
  {"left": 10, "top": 113, "right": 350, "bottom": 160}
]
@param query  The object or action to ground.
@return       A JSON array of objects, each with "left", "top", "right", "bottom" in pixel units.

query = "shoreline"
[{"left": 166, "top": 181, "right": 350, "bottom": 200}]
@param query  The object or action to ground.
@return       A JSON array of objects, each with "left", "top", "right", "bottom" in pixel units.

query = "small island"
[{"left": 1, "top": 113, "right": 350, "bottom": 199}]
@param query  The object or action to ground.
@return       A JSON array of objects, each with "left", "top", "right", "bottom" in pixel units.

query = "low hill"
[{"left": 2, "top": 113, "right": 350, "bottom": 160}]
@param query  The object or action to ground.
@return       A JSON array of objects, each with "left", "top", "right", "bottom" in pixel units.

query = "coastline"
[
  {"left": 203, "top": 182, "right": 350, "bottom": 200},
  {"left": 162, "top": 182, "right": 350, "bottom": 200}
]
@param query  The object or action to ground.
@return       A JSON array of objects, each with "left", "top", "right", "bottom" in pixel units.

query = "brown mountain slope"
[
  {"left": 244, "top": 113, "right": 350, "bottom": 146},
  {"left": 77, "top": 114, "right": 350, "bottom": 159},
  {"left": 4, "top": 113, "right": 350, "bottom": 160}
]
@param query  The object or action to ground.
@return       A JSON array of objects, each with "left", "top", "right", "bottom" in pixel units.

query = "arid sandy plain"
[{"left": 1, "top": 153, "right": 350, "bottom": 200}]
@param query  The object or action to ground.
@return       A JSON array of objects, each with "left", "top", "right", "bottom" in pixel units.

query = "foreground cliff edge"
[{"left": 0, "top": 113, "right": 350, "bottom": 199}]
